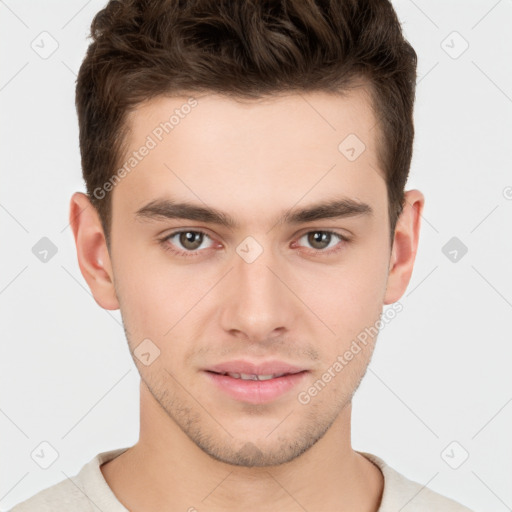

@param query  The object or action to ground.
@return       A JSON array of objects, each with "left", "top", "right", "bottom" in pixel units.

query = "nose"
[{"left": 218, "top": 243, "right": 299, "bottom": 343}]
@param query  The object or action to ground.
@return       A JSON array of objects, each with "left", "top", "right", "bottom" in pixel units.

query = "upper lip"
[{"left": 205, "top": 360, "right": 307, "bottom": 376}]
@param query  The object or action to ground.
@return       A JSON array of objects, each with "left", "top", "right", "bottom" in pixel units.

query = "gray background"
[{"left": 1, "top": 1, "right": 511, "bottom": 510}]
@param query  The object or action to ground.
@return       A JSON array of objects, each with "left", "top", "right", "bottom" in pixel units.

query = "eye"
[
  {"left": 294, "top": 230, "right": 348, "bottom": 255},
  {"left": 159, "top": 229, "right": 349, "bottom": 258},
  {"left": 160, "top": 230, "right": 215, "bottom": 257}
]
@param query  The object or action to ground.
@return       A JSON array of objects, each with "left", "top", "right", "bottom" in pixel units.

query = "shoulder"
[
  {"left": 8, "top": 447, "right": 130, "bottom": 512},
  {"left": 358, "top": 451, "right": 475, "bottom": 512},
  {"left": 8, "top": 478, "right": 90, "bottom": 512}
]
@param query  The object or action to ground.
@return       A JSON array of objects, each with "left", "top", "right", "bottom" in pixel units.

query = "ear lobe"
[
  {"left": 69, "top": 192, "right": 120, "bottom": 311},
  {"left": 383, "top": 189, "right": 425, "bottom": 305}
]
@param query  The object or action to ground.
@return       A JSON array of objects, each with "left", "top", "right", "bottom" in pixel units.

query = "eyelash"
[{"left": 158, "top": 229, "right": 350, "bottom": 258}]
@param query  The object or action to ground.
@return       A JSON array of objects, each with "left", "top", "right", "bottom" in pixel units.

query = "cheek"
[
  {"left": 110, "top": 239, "right": 168, "bottom": 340},
  {"left": 112, "top": 250, "right": 212, "bottom": 358},
  {"left": 300, "top": 248, "right": 389, "bottom": 350},
  {"left": 117, "top": 270, "right": 190, "bottom": 335}
]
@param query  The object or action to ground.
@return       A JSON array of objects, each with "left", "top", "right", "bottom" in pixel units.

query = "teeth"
[
  {"left": 240, "top": 373, "right": 259, "bottom": 380},
  {"left": 255, "top": 374, "right": 275, "bottom": 381},
  {"left": 225, "top": 372, "right": 286, "bottom": 381}
]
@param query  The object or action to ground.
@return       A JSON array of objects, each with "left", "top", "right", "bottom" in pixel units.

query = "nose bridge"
[{"left": 219, "top": 237, "right": 295, "bottom": 340}]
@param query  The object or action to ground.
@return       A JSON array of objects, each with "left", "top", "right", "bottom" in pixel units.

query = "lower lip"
[{"left": 204, "top": 371, "right": 309, "bottom": 404}]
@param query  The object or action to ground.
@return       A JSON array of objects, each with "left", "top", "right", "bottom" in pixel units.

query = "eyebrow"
[{"left": 135, "top": 196, "right": 373, "bottom": 230}]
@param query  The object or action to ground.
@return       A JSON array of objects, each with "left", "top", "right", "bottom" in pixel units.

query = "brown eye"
[
  {"left": 161, "top": 230, "right": 214, "bottom": 256},
  {"left": 306, "top": 231, "right": 334, "bottom": 250},
  {"left": 178, "top": 231, "right": 205, "bottom": 250},
  {"left": 295, "top": 230, "right": 348, "bottom": 254}
]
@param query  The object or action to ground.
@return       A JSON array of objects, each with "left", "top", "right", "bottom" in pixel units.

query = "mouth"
[
  {"left": 203, "top": 369, "right": 309, "bottom": 404},
  {"left": 206, "top": 370, "right": 301, "bottom": 381}
]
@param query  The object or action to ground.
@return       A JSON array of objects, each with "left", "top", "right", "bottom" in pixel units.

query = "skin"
[{"left": 70, "top": 88, "right": 424, "bottom": 512}]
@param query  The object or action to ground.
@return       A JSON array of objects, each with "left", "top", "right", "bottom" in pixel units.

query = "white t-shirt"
[{"left": 9, "top": 447, "right": 475, "bottom": 511}]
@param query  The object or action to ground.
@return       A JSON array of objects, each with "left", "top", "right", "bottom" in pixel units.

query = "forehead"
[{"left": 112, "top": 89, "right": 387, "bottom": 227}]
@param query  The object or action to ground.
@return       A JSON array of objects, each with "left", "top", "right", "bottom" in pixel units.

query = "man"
[{"left": 11, "top": 0, "right": 474, "bottom": 510}]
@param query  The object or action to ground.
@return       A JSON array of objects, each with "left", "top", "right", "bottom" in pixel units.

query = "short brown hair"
[{"left": 76, "top": 0, "right": 417, "bottom": 249}]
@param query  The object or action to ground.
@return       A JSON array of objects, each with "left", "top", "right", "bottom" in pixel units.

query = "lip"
[{"left": 203, "top": 359, "right": 309, "bottom": 404}]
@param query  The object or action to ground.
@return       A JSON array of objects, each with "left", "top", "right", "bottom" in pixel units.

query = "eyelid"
[
  {"left": 159, "top": 227, "right": 350, "bottom": 257},
  {"left": 292, "top": 230, "right": 349, "bottom": 255},
  {"left": 160, "top": 229, "right": 218, "bottom": 257},
  {"left": 294, "top": 226, "right": 351, "bottom": 240}
]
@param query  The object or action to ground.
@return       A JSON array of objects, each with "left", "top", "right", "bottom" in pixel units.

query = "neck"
[{"left": 101, "top": 381, "right": 384, "bottom": 512}]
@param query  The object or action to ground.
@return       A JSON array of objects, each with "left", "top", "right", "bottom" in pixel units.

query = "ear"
[
  {"left": 69, "top": 192, "right": 120, "bottom": 310},
  {"left": 384, "top": 189, "right": 425, "bottom": 305}
]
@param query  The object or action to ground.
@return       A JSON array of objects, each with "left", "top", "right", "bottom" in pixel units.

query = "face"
[{"left": 74, "top": 89, "right": 419, "bottom": 468}]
